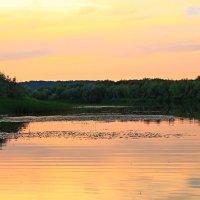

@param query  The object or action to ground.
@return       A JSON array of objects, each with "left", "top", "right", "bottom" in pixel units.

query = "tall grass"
[{"left": 0, "top": 98, "right": 73, "bottom": 115}]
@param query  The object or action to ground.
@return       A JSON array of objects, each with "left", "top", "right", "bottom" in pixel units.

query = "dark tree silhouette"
[
  {"left": 30, "top": 79, "right": 200, "bottom": 104},
  {"left": 0, "top": 72, "right": 25, "bottom": 98},
  {"left": 196, "top": 76, "right": 200, "bottom": 80}
]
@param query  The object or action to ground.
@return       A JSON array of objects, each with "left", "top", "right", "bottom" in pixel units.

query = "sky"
[{"left": 0, "top": 0, "right": 200, "bottom": 81}]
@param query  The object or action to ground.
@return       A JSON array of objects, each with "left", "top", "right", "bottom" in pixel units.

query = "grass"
[
  {"left": 0, "top": 97, "right": 200, "bottom": 119},
  {"left": 0, "top": 97, "right": 165, "bottom": 116},
  {"left": 0, "top": 98, "right": 75, "bottom": 115}
]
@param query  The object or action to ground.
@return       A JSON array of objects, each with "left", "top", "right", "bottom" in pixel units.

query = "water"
[{"left": 0, "top": 116, "right": 200, "bottom": 200}]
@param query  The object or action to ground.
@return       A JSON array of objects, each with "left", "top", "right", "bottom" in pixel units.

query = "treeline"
[
  {"left": 1, "top": 71, "right": 200, "bottom": 105},
  {"left": 0, "top": 72, "right": 25, "bottom": 98},
  {"left": 20, "top": 80, "right": 95, "bottom": 89},
  {"left": 30, "top": 78, "right": 200, "bottom": 104}
]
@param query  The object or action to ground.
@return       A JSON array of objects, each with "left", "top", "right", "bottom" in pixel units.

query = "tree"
[
  {"left": 0, "top": 72, "right": 25, "bottom": 98},
  {"left": 196, "top": 76, "right": 200, "bottom": 80}
]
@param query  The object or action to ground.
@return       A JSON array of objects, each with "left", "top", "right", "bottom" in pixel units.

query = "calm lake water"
[{"left": 0, "top": 116, "right": 200, "bottom": 200}]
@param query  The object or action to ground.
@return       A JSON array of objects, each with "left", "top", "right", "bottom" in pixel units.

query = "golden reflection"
[{"left": 0, "top": 120, "right": 200, "bottom": 199}]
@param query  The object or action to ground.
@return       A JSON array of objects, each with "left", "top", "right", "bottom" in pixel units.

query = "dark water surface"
[{"left": 0, "top": 117, "right": 200, "bottom": 200}]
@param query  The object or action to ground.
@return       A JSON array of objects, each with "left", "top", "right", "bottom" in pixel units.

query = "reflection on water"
[
  {"left": 73, "top": 105, "right": 200, "bottom": 120},
  {"left": 0, "top": 118, "right": 200, "bottom": 200},
  {"left": 0, "top": 138, "right": 7, "bottom": 149},
  {"left": 0, "top": 122, "right": 28, "bottom": 148},
  {"left": 0, "top": 122, "right": 28, "bottom": 133}
]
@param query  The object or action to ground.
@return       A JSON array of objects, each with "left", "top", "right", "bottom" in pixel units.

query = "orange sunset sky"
[{"left": 0, "top": 0, "right": 200, "bottom": 81}]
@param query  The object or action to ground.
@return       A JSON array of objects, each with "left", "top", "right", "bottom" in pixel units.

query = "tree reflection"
[
  {"left": 0, "top": 138, "right": 7, "bottom": 149},
  {"left": 0, "top": 122, "right": 28, "bottom": 149},
  {"left": 0, "top": 122, "right": 28, "bottom": 133}
]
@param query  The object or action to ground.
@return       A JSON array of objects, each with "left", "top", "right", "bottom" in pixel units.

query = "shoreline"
[{"left": 0, "top": 114, "right": 175, "bottom": 123}]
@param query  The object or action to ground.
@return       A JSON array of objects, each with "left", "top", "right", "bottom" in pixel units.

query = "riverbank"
[
  {"left": 0, "top": 114, "right": 175, "bottom": 122},
  {"left": 0, "top": 98, "right": 200, "bottom": 119},
  {"left": 0, "top": 98, "right": 74, "bottom": 115}
]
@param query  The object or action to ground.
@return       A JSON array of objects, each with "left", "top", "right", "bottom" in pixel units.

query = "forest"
[
  {"left": 1, "top": 72, "right": 200, "bottom": 115},
  {"left": 30, "top": 78, "right": 200, "bottom": 104},
  {"left": 1, "top": 72, "right": 200, "bottom": 104}
]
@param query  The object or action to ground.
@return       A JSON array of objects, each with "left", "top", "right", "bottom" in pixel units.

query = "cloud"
[
  {"left": 186, "top": 6, "right": 200, "bottom": 16},
  {"left": 0, "top": 50, "right": 50, "bottom": 61},
  {"left": 143, "top": 43, "right": 200, "bottom": 54},
  {"left": 164, "top": 193, "right": 192, "bottom": 200},
  {"left": 165, "top": 43, "right": 200, "bottom": 52},
  {"left": 188, "top": 178, "right": 200, "bottom": 188},
  {"left": 79, "top": 6, "right": 97, "bottom": 15},
  {"left": 120, "top": 42, "right": 200, "bottom": 58},
  {"left": 112, "top": 9, "right": 136, "bottom": 15}
]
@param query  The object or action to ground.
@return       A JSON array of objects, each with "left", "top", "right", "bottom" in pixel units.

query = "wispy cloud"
[
  {"left": 119, "top": 42, "right": 200, "bottom": 58},
  {"left": 0, "top": 50, "right": 50, "bottom": 61},
  {"left": 112, "top": 9, "right": 136, "bottom": 15},
  {"left": 188, "top": 178, "right": 200, "bottom": 188},
  {"left": 143, "top": 43, "right": 200, "bottom": 54},
  {"left": 186, "top": 6, "right": 200, "bottom": 16},
  {"left": 79, "top": 6, "right": 97, "bottom": 15}
]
